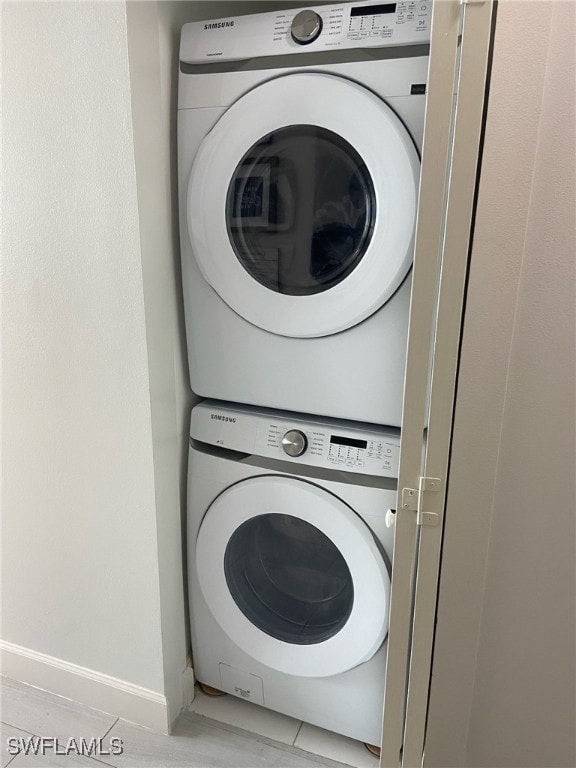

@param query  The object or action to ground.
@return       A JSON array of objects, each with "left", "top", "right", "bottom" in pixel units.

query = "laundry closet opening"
[{"left": 177, "top": 1, "right": 431, "bottom": 758}]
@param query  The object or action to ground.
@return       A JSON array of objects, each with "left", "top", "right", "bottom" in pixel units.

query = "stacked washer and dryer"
[{"left": 178, "top": 1, "right": 430, "bottom": 748}]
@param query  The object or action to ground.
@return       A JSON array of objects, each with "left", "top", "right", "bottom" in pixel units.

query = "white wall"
[
  {"left": 1, "top": 0, "right": 186, "bottom": 730},
  {"left": 424, "top": 2, "right": 576, "bottom": 766},
  {"left": 123, "top": 0, "right": 192, "bottom": 716}
]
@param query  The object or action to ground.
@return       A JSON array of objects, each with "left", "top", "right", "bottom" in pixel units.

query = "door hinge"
[{"left": 401, "top": 477, "right": 442, "bottom": 527}]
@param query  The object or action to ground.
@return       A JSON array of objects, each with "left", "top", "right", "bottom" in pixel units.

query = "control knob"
[
  {"left": 291, "top": 10, "right": 323, "bottom": 45},
  {"left": 282, "top": 429, "right": 308, "bottom": 457}
]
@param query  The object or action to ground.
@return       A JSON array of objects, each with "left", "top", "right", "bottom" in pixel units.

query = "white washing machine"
[
  {"left": 188, "top": 400, "right": 400, "bottom": 745},
  {"left": 178, "top": 2, "right": 431, "bottom": 427}
]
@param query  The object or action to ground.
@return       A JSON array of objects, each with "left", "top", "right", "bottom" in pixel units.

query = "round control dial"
[
  {"left": 291, "top": 10, "right": 323, "bottom": 45},
  {"left": 282, "top": 429, "right": 308, "bottom": 457}
]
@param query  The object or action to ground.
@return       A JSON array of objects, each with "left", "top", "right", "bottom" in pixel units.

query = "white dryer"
[
  {"left": 188, "top": 400, "right": 400, "bottom": 745},
  {"left": 178, "top": 2, "right": 431, "bottom": 427}
]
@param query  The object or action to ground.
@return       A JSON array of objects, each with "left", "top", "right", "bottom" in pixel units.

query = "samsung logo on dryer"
[
  {"left": 211, "top": 413, "right": 237, "bottom": 423},
  {"left": 204, "top": 20, "right": 234, "bottom": 30}
]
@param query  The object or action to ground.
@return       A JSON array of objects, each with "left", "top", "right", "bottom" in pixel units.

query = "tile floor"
[
  {"left": 189, "top": 689, "right": 378, "bottom": 768},
  {"left": 1, "top": 679, "right": 379, "bottom": 768}
]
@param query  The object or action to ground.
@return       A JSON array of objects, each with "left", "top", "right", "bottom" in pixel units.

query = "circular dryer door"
[
  {"left": 195, "top": 476, "right": 391, "bottom": 678},
  {"left": 187, "top": 72, "right": 420, "bottom": 338}
]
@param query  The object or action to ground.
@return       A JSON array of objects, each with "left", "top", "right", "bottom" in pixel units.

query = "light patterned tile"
[
  {"left": 8, "top": 753, "right": 114, "bottom": 768},
  {"left": 0, "top": 679, "right": 116, "bottom": 745},
  {"left": 9, "top": 754, "right": 114, "bottom": 768},
  {"left": 2, "top": 723, "right": 29, "bottom": 768},
  {"left": 294, "top": 724, "right": 378, "bottom": 768},
  {"left": 1, "top": 722, "right": 115, "bottom": 768},
  {"left": 1, "top": 721, "right": 117, "bottom": 768},
  {"left": 107, "top": 711, "right": 342, "bottom": 768},
  {"left": 188, "top": 688, "right": 301, "bottom": 745}
]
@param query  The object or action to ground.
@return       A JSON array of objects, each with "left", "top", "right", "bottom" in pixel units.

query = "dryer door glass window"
[
  {"left": 224, "top": 513, "right": 354, "bottom": 644},
  {"left": 226, "top": 125, "right": 376, "bottom": 296}
]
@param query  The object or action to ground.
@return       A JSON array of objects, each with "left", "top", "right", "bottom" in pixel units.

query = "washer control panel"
[
  {"left": 180, "top": 2, "right": 431, "bottom": 65},
  {"left": 191, "top": 401, "right": 400, "bottom": 478}
]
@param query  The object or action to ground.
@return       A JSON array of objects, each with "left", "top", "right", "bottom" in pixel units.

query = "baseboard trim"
[{"left": 0, "top": 640, "right": 169, "bottom": 733}]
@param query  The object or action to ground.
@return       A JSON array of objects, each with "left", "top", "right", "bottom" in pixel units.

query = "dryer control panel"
[
  {"left": 180, "top": 1, "right": 431, "bottom": 64},
  {"left": 191, "top": 401, "right": 401, "bottom": 478}
]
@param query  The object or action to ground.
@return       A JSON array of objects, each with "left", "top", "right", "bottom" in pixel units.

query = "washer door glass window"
[
  {"left": 226, "top": 126, "right": 375, "bottom": 296},
  {"left": 224, "top": 513, "right": 354, "bottom": 644}
]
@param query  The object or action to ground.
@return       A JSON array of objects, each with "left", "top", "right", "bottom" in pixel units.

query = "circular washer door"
[
  {"left": 187, "top": 72, "right": 420, "bottom": 338},
  {"left": 195, "top": 476, "right": 391, "bottom": 678}
]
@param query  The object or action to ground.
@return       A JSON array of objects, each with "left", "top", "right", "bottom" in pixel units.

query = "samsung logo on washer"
[
  {"left": 204, "top": 20, "right": 234, "bottom": 30},
  {"left": 211, "top": 413, "right": 236, "bottom": 423}
]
